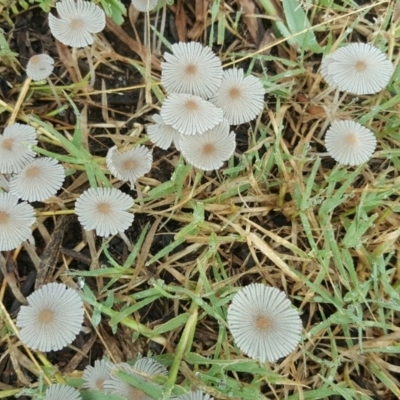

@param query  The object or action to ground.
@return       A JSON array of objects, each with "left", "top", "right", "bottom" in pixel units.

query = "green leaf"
[
  {"left": 282, "top": 0, "right": 322, "bottom": 53},
  {"left": 99, "top": 0, "right": 126, "bottom": 25}
]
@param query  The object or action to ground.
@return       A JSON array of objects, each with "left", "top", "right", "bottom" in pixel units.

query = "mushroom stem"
[
  {"left": 118, "top": 232, "right": 132, "bottom": 250},
  {"left": 84, "top": 47, "right": 96, "bottom": 87},
  {"left": 46, "top": 77, "right": 63, "bottom": 111},
  {"left": 8, "top": 78, "right": 31, "bottom": 125},
  {"left": 317, "top": 89, "right": 347, "bottom": 139}
]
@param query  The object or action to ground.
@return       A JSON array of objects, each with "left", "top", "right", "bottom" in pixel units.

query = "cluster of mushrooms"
[
  {"left": 0, "top": 0, "right": 396, "bottom": 399},
  {"left": 320, "top": 42, "right": 394, "bottom": 165}
]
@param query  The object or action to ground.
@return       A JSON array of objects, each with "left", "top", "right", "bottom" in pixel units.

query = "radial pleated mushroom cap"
[
  {"left": 227, "top": 283, "right": 302, "bottom": 363},
  {"left": 16, "top": 282, "right": 84, "bottom": 352},
  {"left": 179, "top": 119, "right": 236, "bottom": 171},
  {"left": 131, "top": 0, "right": 158, "bottom": 12},
  {"left": 320, "top": 42, "right": 394, "bottom": 95},
  {"left": 161, "top": 93, "right": 223, "bottom": 135},
  {"left": 161, "top": 42, "right": 223, "bottom": 99},
  {"left": 209, "top": 68, "right": 265, "bottom": 125},
  {"left": 44, "top": 384, "right": 82, "bottom": 400},
  {"left": 9, "top": 157, "right": 65, "bottom": 202},
  {"left": 178, "top": 390, "right": 214, "bottom": 400},
  {"left": 82, "top": 359, "right": 113, "bottom": 391},
  {"left": 147, "top": 114, "right": 182, "bottom": 150},
  {"left": 0, "top": 193, "right": 36, "bottom": 251},
  {"left": 26, "top": 54, "right": 55, "bottom": 81},
  {"left": 49, "top": 0, "right": 106, "bottom": 48},
  {"left": 103, "top": 358, "right": 167, "bottom": 399},
  {"left": 0, "top": 123, "right": 37, "bottom": 174},
  {"left": 106, "top": 145, "right": 152, "bottom": 185},
  {"left": 324, "top": 120, "right": 377, "bottom": 166},
  {"left": 75, "top": 187, "right": 134, "bottom": 237}
]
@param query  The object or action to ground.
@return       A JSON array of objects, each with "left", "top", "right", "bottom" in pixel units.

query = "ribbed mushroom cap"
[
  {"left": 26, "top": 54, "right": 55, "bottom": 81},
  {"left": 44, "top": 384, "right": 82, "bottom": 400},
  {"left": 0, "top": 193, "right": 36, "bottom": 251},
  {"left": 131, "top": 0, "right": 158, "bottom": 12},
  {"left": 106, "top": 145, "right": 152, "bottom": 185},
  {"left": 9, "top": 157, "right": 65, "bottom": 202},
  {"left": 209, "top": 68, "right": 265, "bottom": 125},
  {"left": 324, "top": 120, "right": 377, "bottom": 166},
  {"left": 82, "top": 359, "right": 113, "bottom": 391},
  {"left": 227, "top": 283, "right": 302, "bottom": 363},
  {"left": 0, "top": 174, "right": 9, "bottom": 191},
  {"left": 16, "top": 282, "right": 84, "bottom": 352},
  {"left": 75, "top": 187, "right": 134, "bottom": 237},
  {"left": 320, "top": 42, "right": 394, "bottom": 95},
  {"left": 178, "top": 389, "right": 214, "bottom": 400},
  {"left": 179, "top": 119, "right": 235, "bottom": 171},
  {"left": 161, "top": 93, "right": 223, "bottom": 135},
  {"left": 161, "top": 42, "right": 223, "bottom": 99},
  {"left": 147, "top": 114, "right": 182, "bottom": 150},
  {"left": 49, "top": 0, "right": 106, "bottom": 48},
  {"left": 103, "top": 358, "right": 167, "bottom": 399},
  {"left": 0, "top": 123, "right": 37, "bottom": 174}
]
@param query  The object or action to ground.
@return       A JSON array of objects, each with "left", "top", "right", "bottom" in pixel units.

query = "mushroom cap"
[
  {"left": 177, "top": 390, "right": 214, "bottom": 400},
  {"left": 104, "top": 358, "right": 167, "bottom": 399},
  {"left": 0, "top": 123, "right": 37, "bottom": 174},
  {"left": 147, "top": 114, "right": 182, "bottom": 150},
  {"left": 179, "top": 119, "right": 236, "bottom": 171},
  {"left": 320, "top": 42, "right": 394, "bottom": 95},
  {"left": 9, "top": 157, "right": 65, "bottom": 202},
  {"left": 209, "top": 68, "right": 265, "bottom": 125},
  {"left": 49, "top": 0, "right": 106, "bottom": 48},
  {"left": 227, "top": 283, "right": 302, "bottom": 362},
  {"left": 26, "top": 54, "right": 55, "bottom": 81},
  {"left": 131, "top": 0, "right": 158, "bottom": 12},
  {"left": 160, "top": 93, "right": 223, "bottom": 135},
  {"left": 0, "top": 193, "right": 36, "bottom": 251},
  {"left": 106, "top": 145, "right": 152, "bottom": 185},
  {"left": 74, "top": 187, "right": 134, "bottom": 237},
  {"left": 82, "top": 359, "right": 113, "bottom": 391},
  {"left": 44, "top": 384, "right": 82, "bottom": 400},
  {"left": 16, "top": 282, "right": 84, "bottom": 352},
  {"left": 324, "top": 119, "right": 377, "bottom": 166},
  {"left": 161, "top": 41, "right": 223, "bottom": 99}
]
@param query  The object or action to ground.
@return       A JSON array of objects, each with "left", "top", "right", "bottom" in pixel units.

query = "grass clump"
[{"left": 0, "top": 0, "right": 399, "bottom": 400}]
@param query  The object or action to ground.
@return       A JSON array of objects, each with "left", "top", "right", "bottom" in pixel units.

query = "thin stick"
[
  {"left": 144, "top": 10, "right": 152, "bottom": 105},
  {"left": 84, "top": 46, "right": 96, "bottom": 87},
  {"left": 317, "top": 90, "right": 347, "bottom": 139},
  {"left": 8, "top": 78, "right": 31, "bottom": 125},
  {"left": 46, "top": 77, "right": 63, "bottom": 111}
]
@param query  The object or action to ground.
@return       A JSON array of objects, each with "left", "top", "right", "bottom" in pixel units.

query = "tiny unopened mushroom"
[
  {"left": 16, "top": 282, "right": 84, "bottom": 352},
  {"left": 227, "top": 283, "right": 302, "bottom": 362},
  {"left": 0, "top": 123, "right": 37, "bottom": 174},
  {"left": 161, "top": 41, "right": 223, "bottom": 99},
  {"left": 26, "top": 54, "right": 63, "bottom": 110},
  {"left": 321, "top": 42, "right": 394, "bottom": 95},
  {"left": 9, "top": 157, "right": 65, "bottom": 202},
  {"left": 209, "top": 68, "right": 265, "bottom": 125},
  {"left": 160, "top": 93, "right": 223, "bottom": 135},
  {"left": 0, "top": 192, "right": 36, "bottom": 251},
  {"left": 74, "top": 187, "right": 134, "bottom": 237},
  {"left": 324, "top": 120, "right": 377, "bottom": 166}
]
